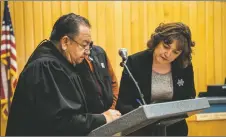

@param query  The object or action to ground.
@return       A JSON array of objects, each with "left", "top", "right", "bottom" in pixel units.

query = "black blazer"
[
  {"left": 116, "top": 49, "right": 196, "bottom": 136},
  {"left": 75, "top": 46, "right": 113, "bottom": 114}
]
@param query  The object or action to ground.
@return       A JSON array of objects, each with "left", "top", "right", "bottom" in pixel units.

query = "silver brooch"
[{"left": 177, "top": 79, "right": 184, "bottom": 86}]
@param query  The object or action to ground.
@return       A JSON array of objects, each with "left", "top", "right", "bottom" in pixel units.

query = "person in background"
[
  {"left": 6, "top": 13, "right": 121, "bottom": 136},
  {"left": 75, "top": 45, "right": 119, "bottom": 114},
  {"left": 116, "top": 22, "right": 196, "bottom": 136}
]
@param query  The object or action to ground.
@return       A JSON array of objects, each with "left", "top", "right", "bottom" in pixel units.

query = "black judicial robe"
[{"left": 6, "top": 40, "right": 106, "bottom": 136}]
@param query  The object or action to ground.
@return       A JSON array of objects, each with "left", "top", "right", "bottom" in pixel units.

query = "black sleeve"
[
  {"left": 185, "top": 63, "right": 196, "bottom": 99},
  {"left": 23, "top": 59, "right": 106, "bottom": 135},
  {"left": 116, "top": 57, "right": 138, "bottom": 115}
]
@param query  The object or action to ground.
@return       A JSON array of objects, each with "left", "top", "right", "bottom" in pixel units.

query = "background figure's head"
[
  {"left": 50, "top": 13, "right": 93, "bottom": 65},
  {"left": 147, "top": 22, "right": 195, "bottom": 68}
]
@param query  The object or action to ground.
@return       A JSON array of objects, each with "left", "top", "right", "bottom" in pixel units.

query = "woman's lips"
[{"left": 161, "top": 56, "right": 168, "bottom": 61}]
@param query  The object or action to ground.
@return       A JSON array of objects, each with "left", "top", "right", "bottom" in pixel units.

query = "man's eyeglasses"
[{"left": 67, "top": 36, "right": 93, "bottom": 52}]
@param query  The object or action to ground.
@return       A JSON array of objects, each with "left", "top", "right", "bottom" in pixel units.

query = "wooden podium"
[{"left": 88, "top": 98, "right": 210, "bottom": 136}]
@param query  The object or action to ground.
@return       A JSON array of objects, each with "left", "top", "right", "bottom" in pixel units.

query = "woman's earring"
[{"left": 62, "top": 45, "right": 67, "bottom": 51}]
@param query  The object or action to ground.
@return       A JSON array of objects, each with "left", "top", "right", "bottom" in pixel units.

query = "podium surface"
[{"left": 88, "top": 98, "right": 210, "bottom": 136}]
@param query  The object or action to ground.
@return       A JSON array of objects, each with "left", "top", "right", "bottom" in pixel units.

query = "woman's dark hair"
[
  {"left": 147, "top": 22, "right": 195, "bottom": 68},
  {"left": 49, "top": 13, "right": 91, "bottom": 41}
]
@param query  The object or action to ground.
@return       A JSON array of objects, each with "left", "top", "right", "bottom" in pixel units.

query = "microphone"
[
  {"left": 118, "top": 48, "right": 146, "bottom": 105},
  {"left": 118, "top": 48, "right": 128, "bottom": 61}
]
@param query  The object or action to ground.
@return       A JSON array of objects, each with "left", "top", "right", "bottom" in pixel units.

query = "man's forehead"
[
  {"left": 78, "top": 25, "right": 91, "bottom": 34},
  {"left": 77, "top": 25, "right": 91, "bottom": 41}
]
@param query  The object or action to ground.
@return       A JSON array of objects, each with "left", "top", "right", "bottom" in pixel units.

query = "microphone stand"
[{"left": 120, "top": 60, "right": 146, "bottom": 105}]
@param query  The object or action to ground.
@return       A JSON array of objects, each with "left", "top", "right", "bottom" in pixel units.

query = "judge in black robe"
[
  {"left": 6, "top": 13, "right": 120, "bottom": 136},
  {"left": 6, "top": 40, "right": 106, "bottom": 136}
]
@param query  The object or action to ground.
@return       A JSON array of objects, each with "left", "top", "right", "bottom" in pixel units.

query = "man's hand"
[{"left": 102, "top": 109, "right": 121, "bottom": 123}]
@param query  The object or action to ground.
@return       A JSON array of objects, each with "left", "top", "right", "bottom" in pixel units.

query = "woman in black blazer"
[{"left": 116, "top": 22, "right": 196, "bottom": 136}]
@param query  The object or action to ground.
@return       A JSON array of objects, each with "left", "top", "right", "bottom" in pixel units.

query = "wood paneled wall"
[
  {"left": 1, "top": 1, "right": 226, "bottom": 91},
  {"left": 1, "top": 1, "right": 226, "bottom": 136}
]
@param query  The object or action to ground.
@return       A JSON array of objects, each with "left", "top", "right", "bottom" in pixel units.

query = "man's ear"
[{"left": 60, "top": 36, "right": 69, "bottom": 50}]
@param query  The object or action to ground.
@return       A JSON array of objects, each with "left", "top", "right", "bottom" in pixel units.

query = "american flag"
[{"left": 0, "top": 1, "right": 17, "bottom": 120}]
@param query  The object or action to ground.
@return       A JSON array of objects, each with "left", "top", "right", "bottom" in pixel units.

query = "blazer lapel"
[
  {"left": 171, "top": 61, "right": 181, "bottom": 101},
  {"left": 139, "top": 50, "right": 153, "bottom": 104}
]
